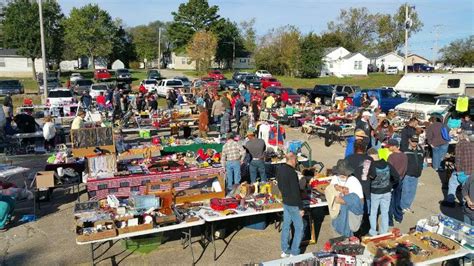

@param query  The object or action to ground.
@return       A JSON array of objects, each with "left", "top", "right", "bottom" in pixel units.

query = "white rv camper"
[{"left": 394, "top": 73, "right": 474, "bottom": 121}]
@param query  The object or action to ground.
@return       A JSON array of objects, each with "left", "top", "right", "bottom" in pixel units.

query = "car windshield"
[
  {"left": 202, "top": 77, "right": 214, "bottom": 81},
  {"left": 149, "top": 70, "right": 159, "bottom": 75},
  {"left": 317, "top": 85, "right": 333, "bottom": 93},
  {"left": 176, "top": 77, "right": 189, "bottom": 82},
  {"left": 117, "top": 69, "right": 129, "bottom": 74},
  {"left": 284, "top": 89, "right": 298, "bottom": 95},
  {"left": 145, "top": 80, "right": 157, "bottom": 85},
  {"left": 92, "top": 85, "right": 108, "bottom": 90},
  {"left": 167, "top": 80, "right": 183, "bottom": 86},
  {"left": 76, "top": 80, "right": 93, "bottom": 86},
  {"left": 260, "top": 70, "right": 269, "bottom": 74},
  {"left": 268, "top": 78, "right": 278, "bottom": 82},
  {"left": 211, "top": 70, "right": 221, "bottom": 74},
  {"left": 48, "top": 91, "right": 72, "bottom": 98},
  {"left": 406, "top": 93, "right": 436, "bottom": 105},
  {"left": 380, "top": 90, "right": 399, "bottom": 98},
  {"left": 226, "top": 80, "right": 237, "bottom": 85},
  {"left": 0, "top": 80, "right": 21, "bottom": 86}
]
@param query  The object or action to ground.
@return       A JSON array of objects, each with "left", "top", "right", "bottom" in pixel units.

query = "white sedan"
[
  {"left": 90, "top": 83, "right": 109, "bottom": 99},
  {"left": 385, "top": 66, "right": 399, "bottom": 75},
  {"left": 70, "top": 73, "right": 83, "bottom": 82},
  {"left": 256, "top": 70, "right": 272, "bottom": 78},
  {"left": 46, "top": 88, "right": 75, "bottom": 106},
  {"left": 141, "top": 79, "right": 159, "bottom": 93}
]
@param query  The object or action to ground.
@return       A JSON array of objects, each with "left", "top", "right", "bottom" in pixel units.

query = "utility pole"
[
  {"left": 404, "top": 4, "right": 409, "bottom": 75},
  {"left": 432, "top": 24, "right": 442, "bottom": 68},
  {"left": 158, "top": 27, "right": 161, "bottom": 70},
  {"left": 232, "top": 38, "right": 235, "bottom": 71},
  {"left": 39, "top": 0, "right": 48, "bottom": 101}
]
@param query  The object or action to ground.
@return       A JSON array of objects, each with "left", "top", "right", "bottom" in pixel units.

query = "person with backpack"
[{"left": 426, "top": 116, "right": 450, "bottom": 171}]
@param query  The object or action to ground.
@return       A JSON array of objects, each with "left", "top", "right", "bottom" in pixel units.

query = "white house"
[
  {"left": 321, "top": 47, "right": 369, "bottom": 77},
  {"left": 233, "top": 56, "right": 255, "bottom": 69},
  {"left": 374, "top": 52, "right": 404, "bottom": 71},
  {"left": 0, "top": 48, "right": 44, "bottom": 77},
  {"left": 168, "top": 52, "right": 196, "bottom": 70}
]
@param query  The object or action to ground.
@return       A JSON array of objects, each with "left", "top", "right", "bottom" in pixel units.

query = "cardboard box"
[{"left": 36, "top": 171, "right": 55, "bottom": 188}]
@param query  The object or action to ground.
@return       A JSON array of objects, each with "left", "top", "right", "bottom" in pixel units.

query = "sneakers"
[
  {"left": 281, "top": 252, "right": 289, "bottom": 258},
  {"left": 403, "top": 208, "right": 414, "bottom": 214}
]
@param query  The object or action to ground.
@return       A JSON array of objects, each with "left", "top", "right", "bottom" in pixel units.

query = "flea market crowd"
[{"left": 1, "top": 76, "right": 474, "bottom": 264}]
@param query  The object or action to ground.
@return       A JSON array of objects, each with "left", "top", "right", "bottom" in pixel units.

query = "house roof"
[
  {"left": 323, "top": 47, "right": 342, "bottom": 56},
  {"left": 342, "top": 52, "right": 358, "bottom": 59},
  {"left": 407, "top": 53, "right": 430, "bottom": 62},
  {"left": 376, "top": 51, "right": 403, "bottom": 60},
  {"left": 0, "top": 48, "right": 21, "bottom": 57}
]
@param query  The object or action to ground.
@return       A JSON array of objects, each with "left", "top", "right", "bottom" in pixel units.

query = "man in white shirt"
[{"left": 369, "top": 95, "right": 379, "bottom": 112}]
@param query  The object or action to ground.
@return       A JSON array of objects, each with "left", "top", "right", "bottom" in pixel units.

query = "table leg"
[
  {"left": 188, "top": 228, "right": 195, "bottom": 265},
  {"left": 90, "top": 243, "right": 95, "bottom": 266},
  {"left": 211, "top": 222, "right": 218, "bottom": 261}
]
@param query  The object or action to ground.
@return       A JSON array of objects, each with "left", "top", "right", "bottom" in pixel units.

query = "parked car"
[
  {"left": 71, "top": 79, "right": 93, "bottom": 95},
  {"left": 297, "top": 84, "right": 335, "bottom": 105},
  {"left": 46, "top": 88, "right": 75, "bottom": 106},
  {"left": 173, "top": 76, "right": 191, "bottom": 88},
  {"left": 156, "top": 79, "right": 184, "bottom": 97},
  {"left": 385, "top": 66, "right": 399, "bottom": 75},
  {"left": 94, "top": 69, "right": 112, "bottom": 81},
  {"left": 255, "top": 70, "right": 272, "bottom": 78},
  {"left": 260, "top": 77, "right": 282, "bottom": 89},
  {"left": 191, "top": 80, "right": 208, "bottom": 89},
  {"left": 334, "top": 85, "right": 359, "bottom": 103},
  {"left": 147, "top": 69, "right": 163, "bottom": 81},
  {"left": 39, "top": 78, "right": 61, "bottom": 94},
  {"left": 232, "top": 71, "right": 250, "bottom": 83},
  {"left": 115, "top": 68, "right": 132, "bottom": 81},
  {"left": 140, "top": 79, "right": 159, "bottom": 93},
  {"left": 265, "top": 87, "right": 301, "bottom": 103},
  {"left": 70, "top": 73, "right": 84, "bottom": 83},
  {"left": 432, "top": 95, "right": 474, "bottom": 122},
  {"left": 89, "top": 83, "right": 109, "bottom": 99},
  {"left": 367, "top": 64, "right": 379, "bottom": 73},
  {"left": 0, "top": 80, "right": 24, "bottom": 96},
  {"left": 353, "top": 88, "right": 406, "bottom": 112},
  {"left": 243, "top": 75, "right": 261, "bottom": 89},
  {"left": 407, "top": 63, "right": 434, "bottom": 72},
  {"left": 200, "top": 77, "right": 220, "bottom": 89},
  {"left": 219, "top": 79, "right": 238, "bottom": 91},
  {"left": 208, "top": 70, "right": 225, "bottom": 80}
]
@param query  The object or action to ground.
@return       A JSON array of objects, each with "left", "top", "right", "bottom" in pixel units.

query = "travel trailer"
[{"left": 394, "top": 73, "right": 474, "bottom": 121}]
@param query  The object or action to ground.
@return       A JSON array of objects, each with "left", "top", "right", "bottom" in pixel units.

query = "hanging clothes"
[
  {"left": 268, "top": 125, "right": 285, "bottom": 146},
  {"left": 456, "top": 96, "right": 469, "bottom": 112},
  {"left": 258, "top": 123, "right": 271, "bottom": 147}
]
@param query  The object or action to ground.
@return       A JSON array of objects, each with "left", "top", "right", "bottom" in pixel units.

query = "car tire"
[{"left": 323, "top": 98, "right": 332, "bottom": 106}]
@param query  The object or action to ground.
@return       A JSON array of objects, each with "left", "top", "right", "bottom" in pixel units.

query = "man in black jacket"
[
  {"left": 276, "top": 153, "right": 304, "bottom": 258},
  {"left": 400, "top": 118, "right": 418, "bottom": 152},
  {"left": 400, "top": 136, "right": 424, "bottom": 213}
]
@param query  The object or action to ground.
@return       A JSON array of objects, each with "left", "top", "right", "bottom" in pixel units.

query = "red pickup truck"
[
  {"left": 208, "top": 70, "right": 225, "bottom": 80},
  {"left": 260, "top": 77, "right": 282, "bottom": 89},
  {"left": 94, "top": 69, "right": 112, "bottom": 81}
]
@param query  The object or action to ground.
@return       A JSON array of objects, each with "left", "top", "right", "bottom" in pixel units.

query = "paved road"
[{"left": 0, "top": 71, "right": 464, "bottom": 265}]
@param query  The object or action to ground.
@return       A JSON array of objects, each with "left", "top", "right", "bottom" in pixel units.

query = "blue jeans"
[
  {"left": 447, "top": 173, "right": 461, "bottom": 203},
  {"left": 400, "top": 175, "right": 419, "bottom": 209},
  {"left": 281, "top": 204, "right": 303, "bottom": 256},
  {"left": 225, "top": 160, "right": 241, "bottom": 190},
  {"left": 369, "top": 192, "right": 391, "bottom": 236},
  {"left": 432, "top": 143, "right": 449, "bottom": 171},
  {"left": 389, "top": 182, "right": 404, "bottom": 224},
  {"left": 249, "top": 160, "right": 267, "bottom": 183}
]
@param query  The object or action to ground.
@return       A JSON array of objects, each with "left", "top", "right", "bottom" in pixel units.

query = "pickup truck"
[
  {"left": 0, "top": 80, "right": 24, "bottom": 96},
  {"left": 156, "top": 79, "right": 184, "bottom": 98},
  {"left": 260, "top": 77, "right": 281, "bottom": 89},
  {"left": 208, "top": 70, "right": 225, "bottom": 80},
  {"left": 407, "top": 63, "right": 434, "bottom": 72},
  {"left": 353, "top": 88, "right": 406, "bottom": 112}
]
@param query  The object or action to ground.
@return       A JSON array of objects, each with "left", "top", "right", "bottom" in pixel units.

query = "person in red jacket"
[
  {"left": 96, "top": 91, "right": 106, "bottom": 111},
  {"left": 281, "top": 90, "right": 289, "bottom": 103},
  {"left": 139, "top": 84, "right": 147, "bottom": 94}
]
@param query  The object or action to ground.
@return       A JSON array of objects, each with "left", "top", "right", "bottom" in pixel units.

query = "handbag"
[{"left": 210, "top": 198, "right": 239, "bottom": 211}]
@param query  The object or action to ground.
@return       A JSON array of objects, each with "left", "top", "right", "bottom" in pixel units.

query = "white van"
[{"left": 394, "top": 73, "right": 474, "bottom": 121}]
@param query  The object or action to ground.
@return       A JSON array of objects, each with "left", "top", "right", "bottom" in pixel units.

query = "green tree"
[
  {"left": 279, "top": 26, "right": 301, "bottom": 77},
  {"left": 64, "top": 4, "right": 116, "bottom": 69},
  {"left": 375, "top": 4, "right": 423, "bottom": 54},
  {"left": 440, "top": 36, "right": 474, "bottom": 67},
  {"left": 3, "top": 0, "right": 64, "bottom": 78},
  {"left": 169, "top": 0, "right": 221, "bottom": 52},
  {"left": 212, "top": 19, "right": 244, "bottom": 68},
  {"left": 298, "top": 33, "right": 324, "bottom": 78},
  {"left": 130, "top": 25, "right": 158, "bottom": 65},
  {"left": 240, "top": 18, "right": 256, "bottom": 54},
  {"left": 186, "top": 31, "right": 217, "bottom": 73},
  {"left": 327, "top": 7, "right": 377, "bottom": 52},
  {"left": 110, "top": 19, "right": 136, "bottom": 68},
  {"left": 320, "top": 31, "right": 347, "bottom": 49}
]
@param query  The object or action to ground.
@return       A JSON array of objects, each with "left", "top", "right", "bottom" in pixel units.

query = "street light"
[{"left": 223, "top": 39, "right": 235, "bottom": 70}]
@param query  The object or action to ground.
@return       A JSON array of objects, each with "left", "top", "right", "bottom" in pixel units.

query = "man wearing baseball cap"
[
  {"left": 387, "top": 139, "right": 408, "bottom": 225},
  {"left": 401, "top": 136, "right": 425, "bottom": 213}
]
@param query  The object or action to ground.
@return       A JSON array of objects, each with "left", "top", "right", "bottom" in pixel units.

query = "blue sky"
[{"left": 59, "top": 0, "right": 473, "bottom": 60}]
